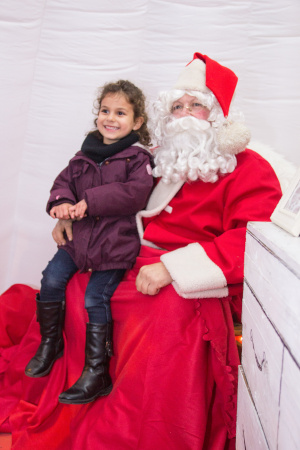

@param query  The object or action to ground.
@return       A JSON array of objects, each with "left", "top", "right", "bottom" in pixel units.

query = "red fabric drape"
[{"left": 0, "top": 247, "right": 239, "bottom": 449}]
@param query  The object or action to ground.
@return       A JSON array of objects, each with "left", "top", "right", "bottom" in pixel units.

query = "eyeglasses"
[{"left": 171, "top": 102, "right": 208, "bottom": 116}]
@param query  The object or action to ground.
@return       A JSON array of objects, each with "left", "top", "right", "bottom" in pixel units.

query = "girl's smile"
[{"left": 97, "top": 94, "right": 143, "bottom": 145}]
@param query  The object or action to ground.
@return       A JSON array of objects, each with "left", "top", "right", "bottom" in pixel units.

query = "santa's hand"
[
  {"left": 52, "top": 219, "right": 73, "bottom": 245},
  {"left": 135, "top": 262, "right": 173, "bottom": 295}
]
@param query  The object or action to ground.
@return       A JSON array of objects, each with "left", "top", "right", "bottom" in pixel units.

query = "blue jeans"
[{"left": 40, "top": 249, "right": 125, "bottom": 323}]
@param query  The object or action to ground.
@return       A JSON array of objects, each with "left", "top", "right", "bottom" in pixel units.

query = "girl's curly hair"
[{"left": 92, "top": 79, "right": 151, "bottom": 147}]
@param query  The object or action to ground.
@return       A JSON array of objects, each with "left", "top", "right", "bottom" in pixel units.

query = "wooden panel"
[
  {"left": 247, "top": 222, "right": 300, "bottom": 272},
  {"left": 236, "top": 366, "right": 269, "bottom": 450},
  {"left": 242, "top": 284, "right": 284, "bottom": 450},
  {"left": 245, "top": 228, "right": 300, "bottom": 367},
  {"left": 277, "top": 349, "right": 300, "bottom": 450}
]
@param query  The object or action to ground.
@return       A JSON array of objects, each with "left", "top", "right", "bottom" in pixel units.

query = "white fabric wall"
[{"left": 1, "top": 0, "right": 300, "bottom": 294}]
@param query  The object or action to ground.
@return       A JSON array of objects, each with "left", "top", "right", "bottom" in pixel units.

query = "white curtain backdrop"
[{"left": 1, "top": 0, "right": 300, "bottom": 294}]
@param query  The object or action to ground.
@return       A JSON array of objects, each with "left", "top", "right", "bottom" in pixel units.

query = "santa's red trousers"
[{"left": 0, "top": 247, "right": 239, "bottom": 449}]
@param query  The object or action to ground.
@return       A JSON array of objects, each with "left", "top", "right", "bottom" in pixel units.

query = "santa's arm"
[{"left": 160, "top": 157, "right": 282, "bottom": 299}]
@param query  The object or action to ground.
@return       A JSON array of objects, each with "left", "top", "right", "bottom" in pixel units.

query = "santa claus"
[{"left": 134, "top": 52, "right": 278, "bottom": 304}]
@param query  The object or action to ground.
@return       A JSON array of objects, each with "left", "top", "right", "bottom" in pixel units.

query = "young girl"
[{"left": 25, "top": 80, "right": 154, "bottom": 405}]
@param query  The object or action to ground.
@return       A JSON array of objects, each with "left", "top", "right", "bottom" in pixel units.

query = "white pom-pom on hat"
[{"left": 216, "top": 120, "right": 251, "bottom": 155}]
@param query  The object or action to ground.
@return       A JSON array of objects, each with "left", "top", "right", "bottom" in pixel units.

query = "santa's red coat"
[{"left": 0, "top": 149, "right": 281, "bottom": 449}]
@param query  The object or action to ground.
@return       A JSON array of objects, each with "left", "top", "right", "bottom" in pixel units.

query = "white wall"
[{"left": 1, "top": 0, "right": 300, "bottom": 293}]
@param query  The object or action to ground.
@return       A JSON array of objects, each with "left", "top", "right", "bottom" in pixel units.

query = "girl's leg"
[
  {"left": 40, "top": 248, "right": 78, "bottom": 302},
  {"left": 85, "top": 269, "right": 126, "bottom": 323},
  {"left": 58, "top": 269, "right": 125, "bottom": 404},
  {"left": 25, "top": 249, "right": 78, "bottom": 378}
]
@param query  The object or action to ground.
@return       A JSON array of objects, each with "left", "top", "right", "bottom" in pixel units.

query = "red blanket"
[{"left": 0, "top": 247, "right": 239, "bottom": 449}]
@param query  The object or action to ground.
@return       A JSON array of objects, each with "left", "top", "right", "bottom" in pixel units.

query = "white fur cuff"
[{"left": 161, "top": 242, "right": 228, "bottom": 299}]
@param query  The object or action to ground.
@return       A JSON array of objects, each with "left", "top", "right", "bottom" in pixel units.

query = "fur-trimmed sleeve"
[
  {"left": 161, "top": 150, "right": 282, "bottom": 299},
  {"left": 161, "top": 243, "right": 229, "bottom": 299}
]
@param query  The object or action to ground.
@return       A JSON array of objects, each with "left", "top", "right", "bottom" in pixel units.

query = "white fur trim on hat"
[{"left": 173, "top": 59, "right": 210, "bottom": 93}]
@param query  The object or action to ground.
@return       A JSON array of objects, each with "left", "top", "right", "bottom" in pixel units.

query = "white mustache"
[{"left": 165, "top": 116, "right": 211, "bottom": 135}]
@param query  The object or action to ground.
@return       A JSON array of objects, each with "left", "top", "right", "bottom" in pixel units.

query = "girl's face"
[
  {"left": 171, "top": 94, "right": 210, "bottom": 120},
  {"left": 97, "top": 94, "right": 143, "bottom": 145}
]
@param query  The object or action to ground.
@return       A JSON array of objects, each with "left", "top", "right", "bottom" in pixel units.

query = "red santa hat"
[
  {"left": 174, "top": 52, "right": 251, "bottom": 154},
  {"left": 174, "top": 52, "right": 238, "bottom": 117}
]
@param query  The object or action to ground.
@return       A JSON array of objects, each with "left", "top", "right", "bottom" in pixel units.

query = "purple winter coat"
[{"left": 47, "top": 145, "right": 154, "bottom": 272}]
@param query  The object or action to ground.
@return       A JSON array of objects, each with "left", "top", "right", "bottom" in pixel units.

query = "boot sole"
[
  {"left": 24, "top": 350, "right": 64, "bottom": 378},
  {"left": 58, "top": 384, "right": 113, "bottom": 404}
]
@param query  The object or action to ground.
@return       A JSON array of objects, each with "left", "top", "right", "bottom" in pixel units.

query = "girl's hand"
[
  {"left": 135, "top": 262, "right": 173, "bottom": 295},
  {"left": 50, "top": 203, "right": 73, "bottom": 219},
  {"left": 69, "top": 199, "right": 88, "bottom": 220}
]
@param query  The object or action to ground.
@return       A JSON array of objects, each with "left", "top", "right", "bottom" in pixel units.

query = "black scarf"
[{"left": 81, "top": 132, "right": 139, "bottom": 163}]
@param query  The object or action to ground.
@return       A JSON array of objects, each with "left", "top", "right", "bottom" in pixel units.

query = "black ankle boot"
[
  {"left": 25, "top": 294, "right": 65, "bottom": 378},
  {"left": 58, "top": 322, "right": 113, "bottom": 404}
]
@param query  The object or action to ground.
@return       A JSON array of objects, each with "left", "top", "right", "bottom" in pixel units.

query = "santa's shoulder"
[
  {"left": 234, "top": 147, "right": 276, "bottom": 176},
  {"left": 236, "top": 143, "right": 297, "bottom": 192}
]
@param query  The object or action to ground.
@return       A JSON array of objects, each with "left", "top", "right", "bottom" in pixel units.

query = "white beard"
[{"left": 152, "top": 116, "right": 237, "bottom": 184}]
